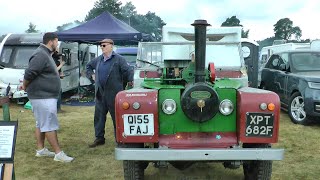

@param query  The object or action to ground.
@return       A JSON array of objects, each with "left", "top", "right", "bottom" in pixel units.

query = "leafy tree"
[
  {"left": 130, "top": 11, "right": 166, "bottom": 41},
  {"left": 242, "top": 29, "right": 249, "bottom": 38},
  {"left": 56, "top": 20, "right": 83, "bottom": 32},
  {"left": 25, "top": 22, "right": 39, "bottom": 33},
  {"left": 221, "top": 16, "right": 249, "bottom": 38},
  {"left": 273, "top": 18, "right": 302, "bottom": 40},
  {"left": 221, "top": 16, "right": 241, "bottom": 27},
  {"left": 257, "top": 37, "right": 276, "bottom": 50},
  {"left": 121, "top": 1, "right": 137, "bottom": 25},
  {"left": 84, "top": 1, "right": 166, "bottom": 41},
  {"left": 85, "top": 0, "right": 123, "bottom": 21}
]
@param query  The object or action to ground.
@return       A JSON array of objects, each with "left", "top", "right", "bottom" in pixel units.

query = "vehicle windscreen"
[
  {"left": 137, "top": 42, "right": 242, "bottom": 69},
  {"left": 121, "top": 54, "right": 137, "bottom": 65},
  {"left": 291, "top": 52, "right": 320, "bottom": 71},
  {"left": 0, "top": 47, "right": 12, "bottom": 64},
  {"left": 0, "top": 46, "right": 37, "bottom": 69}
]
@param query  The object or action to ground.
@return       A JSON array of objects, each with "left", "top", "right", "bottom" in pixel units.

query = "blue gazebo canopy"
[{"left": 57, "top": 12, "right": 142, "bottom": 44}]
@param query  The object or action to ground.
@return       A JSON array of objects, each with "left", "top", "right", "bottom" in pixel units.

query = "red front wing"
[
  {"left": 115, "top": 89, "right": 159, "bottom": 143},
  {"left": 237, "top": 87, "right": 280, "bottom": 144}
]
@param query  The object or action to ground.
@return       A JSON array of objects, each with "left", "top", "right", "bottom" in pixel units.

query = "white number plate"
[
  {"left": 123, "top": 114, "right": 154, "bottom": 136},
  {"left": 245, "top": 113, "right": 274, "bottom": 137}
]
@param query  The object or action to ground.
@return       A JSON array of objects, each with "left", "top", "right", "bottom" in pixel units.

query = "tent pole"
[{"left": 78, "top": 42, "right": 81, "bottom": 98}]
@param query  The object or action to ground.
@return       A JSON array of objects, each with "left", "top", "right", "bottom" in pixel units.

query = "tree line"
[{"left": 25, "top": 0, "right": 307, "bottom": 47}]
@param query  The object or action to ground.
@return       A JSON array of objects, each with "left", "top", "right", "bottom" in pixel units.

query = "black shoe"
[{"left": 88, "top": 139, "right": 105, "bottom": 148}]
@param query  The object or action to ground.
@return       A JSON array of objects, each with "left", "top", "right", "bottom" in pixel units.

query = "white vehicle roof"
[{"left": 156, "top": 26, "right": 243, "bottom": 68}]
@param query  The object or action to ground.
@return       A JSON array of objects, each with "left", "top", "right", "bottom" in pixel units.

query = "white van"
[
  {"left": 0, "top": 33, "right": 80, "bottom": 103},
  {"left": 259, "top": 42, "right": 310, "bottom": 64}
]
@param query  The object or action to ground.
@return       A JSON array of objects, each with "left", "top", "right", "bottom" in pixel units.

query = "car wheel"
[
  {"left": 243, "top": 144, "right": 272, "bottom": 180},
  {"left": 120, "top": 143, "right": 147, "bottom": 180},
  {"left": 288, "top": 92, "right": 308, "bottom": 125}
]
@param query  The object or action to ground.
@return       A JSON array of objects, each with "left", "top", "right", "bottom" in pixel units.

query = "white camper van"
[
  {"left": 259, "top": 42, "right": 310, "bottom": 64},
  {"left": 0, "top": 33, "right": 79, "bottom": 103}
]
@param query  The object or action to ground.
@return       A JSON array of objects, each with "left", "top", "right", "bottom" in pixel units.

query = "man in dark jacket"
[
  {"left": 21, "top": 32, "right": 73, "bottom": 162},
  {"left": 86, "top": 39, "right": 133, "bottom": 148}
]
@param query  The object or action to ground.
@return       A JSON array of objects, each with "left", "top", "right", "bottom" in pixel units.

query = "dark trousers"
[{"left": 94, "top": 90, "right": 116, "bottom": 141}]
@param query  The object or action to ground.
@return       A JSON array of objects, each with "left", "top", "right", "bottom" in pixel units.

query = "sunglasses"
[{"left": 100, "top": 43, "right": 112, "bottom": 48}]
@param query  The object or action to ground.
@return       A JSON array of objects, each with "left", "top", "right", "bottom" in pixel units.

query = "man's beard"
[{"left": 51, "top": 44, "right": 57, "bottom": 52}]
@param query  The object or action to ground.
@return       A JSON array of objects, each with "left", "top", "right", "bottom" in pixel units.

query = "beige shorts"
[{"left": 30, "top": 99, "right": 59, "bottom": 132}]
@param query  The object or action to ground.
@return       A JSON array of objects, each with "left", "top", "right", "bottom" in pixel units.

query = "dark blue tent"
[{"left": 57, "top": 12, "right": 142, "bottom": 44}]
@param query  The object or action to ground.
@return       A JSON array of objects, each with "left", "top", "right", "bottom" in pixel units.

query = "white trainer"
[
  {"left": 35, "top": 148, "right": 55, "bottom": 157},
  {"left": 54, "top": 151, "right": 74, "bottom": 163}
]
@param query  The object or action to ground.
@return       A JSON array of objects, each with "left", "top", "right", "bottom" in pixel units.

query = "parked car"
[
  {"left": 260, "top": 50, "right": 320, "bottom": 124},
  {"left": 115, "top": 47, "right": 137, "bottom": 68},
  {"left": 114, "top": 47, "right": 137, "bottom": 89}
]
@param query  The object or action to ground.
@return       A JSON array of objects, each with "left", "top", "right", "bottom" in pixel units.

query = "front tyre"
[
  {"left": 120, "top": 143, "right": 146, "bottom": 180},
  {"left": 243, "top": 144, "right": 272, "bottom": 180},
  {"left": 123, "top": 160, "right": 144, "bottom": 180}
]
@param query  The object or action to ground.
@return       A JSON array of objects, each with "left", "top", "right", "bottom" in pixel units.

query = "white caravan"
[
  {"left": 259, "top": 42, "right": 310, "bottom": 64},
  {"left": 0, "top": 33, "right": 80, "bottom": 103}
]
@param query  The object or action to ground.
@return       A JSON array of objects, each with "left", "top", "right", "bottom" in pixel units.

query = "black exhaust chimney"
[{"left": 191, "top": 20, "right": 211, "bottom": 83}]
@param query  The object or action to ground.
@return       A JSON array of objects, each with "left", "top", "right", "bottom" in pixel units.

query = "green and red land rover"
[{"left": 115, "top": 20, "right": 284, "bottom": 180}]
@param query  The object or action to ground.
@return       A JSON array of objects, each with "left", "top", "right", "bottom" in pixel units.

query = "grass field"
[{"left": 1, "top": 103, "right": 320, "bottom": 180}]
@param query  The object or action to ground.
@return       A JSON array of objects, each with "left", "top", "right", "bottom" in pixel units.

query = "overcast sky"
[{"left": 1, "top": 0, "right": 319, "bottom": 41}]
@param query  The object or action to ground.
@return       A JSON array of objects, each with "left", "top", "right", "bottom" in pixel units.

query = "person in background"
[
  {"left": 86, "top": 38, "right": 133, "bottom": 148},
  {"left": 52, "top": 50, "right": 65, "bottom": 113},
  {"left": 21, "top": 32, "right": 74, "bottom": 162}
]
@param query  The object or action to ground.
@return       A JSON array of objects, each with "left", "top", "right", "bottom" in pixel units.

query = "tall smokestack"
[{"left": 191, "top": 20, "right": 211, "bottom": 83}]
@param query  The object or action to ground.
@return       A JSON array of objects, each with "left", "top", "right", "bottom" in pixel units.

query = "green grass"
[{"left": 1, "top": 104, "right": 320, "bottom": 180}]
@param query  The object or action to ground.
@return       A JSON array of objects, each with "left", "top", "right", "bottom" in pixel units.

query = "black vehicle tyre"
[
  {"left": 259, "top": 83, "right": 266, "bottom": 90},
  {"left": 243, "top": 144, "right": 272, "bottom": 180},
  {"left": 170, "top": 161, "right": 194, "bottom": 170},
  {"left": 288, "top": 92, "right": 309, "bottom": 125},
  {"left": 123, "top": 160, "right": 144, "bottom": 180},
  {"left": 120, "top": 143, "right": 147, "bottom": 180}
]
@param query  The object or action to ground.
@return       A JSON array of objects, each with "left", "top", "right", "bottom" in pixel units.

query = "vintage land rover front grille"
[{"left": 314, "top": 102, "right": 320, "bottom": 113}]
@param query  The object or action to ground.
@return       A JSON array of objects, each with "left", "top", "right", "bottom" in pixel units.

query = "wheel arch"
[{"left": 290, "top": 89, "right": 300, "bottom": 97}]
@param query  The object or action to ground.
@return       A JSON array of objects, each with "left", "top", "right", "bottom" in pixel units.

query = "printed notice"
[{"left": 0, "top": 126, "right": 15, "bottom": 158}]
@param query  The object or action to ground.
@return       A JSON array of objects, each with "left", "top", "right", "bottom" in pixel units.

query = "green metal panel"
[
  {"left": 158, "top": 88, "right": 237, "bottom": 134},
  {"left": 200, "top": 88, "right": 237, "bottom": 132}
]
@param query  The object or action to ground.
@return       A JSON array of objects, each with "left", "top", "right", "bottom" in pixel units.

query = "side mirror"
[{"left": 279, "top": 64, "right": 286, "bottom": 71}]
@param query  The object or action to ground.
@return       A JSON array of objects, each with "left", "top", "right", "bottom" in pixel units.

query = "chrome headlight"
[
  {"left": 162, "top": 99, "right": 176, "bottom": 115},
  {"left": 308, "top": 82, "right": 320, "bottom": 89},
  {"left": 219, "top": 99, "right": 234, "bottom": 115}
]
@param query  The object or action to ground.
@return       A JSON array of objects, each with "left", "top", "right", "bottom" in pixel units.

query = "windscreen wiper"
[{"left": 136, "top": 59, "right": 160, "bottom": 68}]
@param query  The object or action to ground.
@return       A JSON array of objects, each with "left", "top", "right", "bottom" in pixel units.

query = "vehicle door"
[
  {"left": 276, "top": 53, "right": 290, "bottom": 103},
  {"left": 59, "top": 42, "right": 79, "bottom": 92},
  {"left": 262, "top": 55, "right": 282, "bottom": 93}
]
